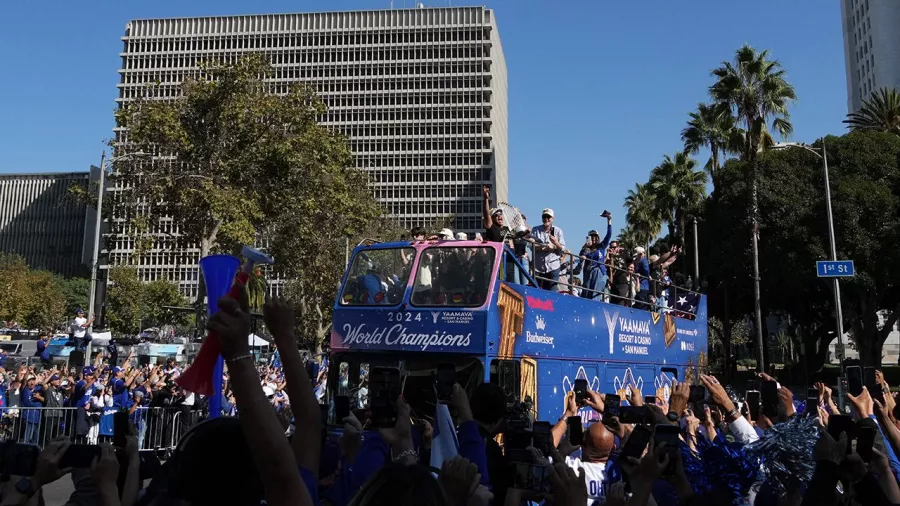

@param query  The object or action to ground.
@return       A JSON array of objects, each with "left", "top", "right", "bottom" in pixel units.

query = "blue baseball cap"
[
  {"left": 113, "top": 366, "right": 123, "bottom": 374},
  {"left": 49, "top": 375, "right": 60, "bottom": 382},
  {"left": 83, "top": 366, "right": 96, "bottom": 376}
]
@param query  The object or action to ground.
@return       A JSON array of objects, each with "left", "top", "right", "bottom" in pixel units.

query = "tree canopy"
[
  {"left": 0, "top": 254, "right": 89, "bottom": 332},
  {"left": 112, "top": 55, "right": 385, "bottom": 343},
  {"left": 105, "top": 267, "right": 190, "bottom": 336},
  {"left": 844, "top": 87, "right": 900, "bottom": 135}
]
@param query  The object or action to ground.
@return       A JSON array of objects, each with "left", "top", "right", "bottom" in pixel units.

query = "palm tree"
[
  {"left": 648, "top": 151, "right": 708, "bottom": 246},
  {"left": 710, "top": 45, "right": 796, "bottom": 372},
  {"left": 247, "top": 267, "right": 267, "bottom": 311},
  {"left": 624, "top": 183, "right": 661, "bottom": 248},
  {"left": 710, "top": 45, "right": 797, "bottom": 161},
  {"left": 844, "top": 87, "right": 900, "bottom": 135},
  {"left": 681, "top": 102, "right": 744, "bottom": 191}
]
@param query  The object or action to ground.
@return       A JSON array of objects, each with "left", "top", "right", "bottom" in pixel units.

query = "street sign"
[{"left": 816, "top": 260, "right": 855, "bottom": 278}]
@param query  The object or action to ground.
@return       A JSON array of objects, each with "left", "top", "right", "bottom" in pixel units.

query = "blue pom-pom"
[
  {"left": 680, "top": 436, "right": 759, "bottom": 503},
  {"left": 744, "top": 415, "right": 820, "bottom": 494}
]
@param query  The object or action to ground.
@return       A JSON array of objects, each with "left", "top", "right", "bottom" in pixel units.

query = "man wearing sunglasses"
[{"left": 531, "top": 208, "right": 566, "bottom": 291}]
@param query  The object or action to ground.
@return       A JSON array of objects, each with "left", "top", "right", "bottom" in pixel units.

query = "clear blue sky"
[{"left": 0, "top": 0, "right": 847, "bottom": 241}]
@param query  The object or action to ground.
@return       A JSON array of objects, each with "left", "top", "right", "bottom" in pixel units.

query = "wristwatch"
[
  {"left": 15, "top": 477, "right": 34, "bottom": 496},
  {"left": 666, "top": 411, "right": 679, "bottom": 423}
]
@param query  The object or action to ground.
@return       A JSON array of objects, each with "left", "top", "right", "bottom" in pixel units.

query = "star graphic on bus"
[
  {"left": 612, "top": 368, "right": 643, "bottom": 400},
  {"left": 654, "top": 372, "right": 676, "bottom": 403},
  {"left": 561, "top": 366, "right": 600, "bottom": 399}
]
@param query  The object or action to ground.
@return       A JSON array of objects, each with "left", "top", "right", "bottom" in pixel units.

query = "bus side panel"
[{"left": 545, "top": 360, "right": 602, "bottom": 425}]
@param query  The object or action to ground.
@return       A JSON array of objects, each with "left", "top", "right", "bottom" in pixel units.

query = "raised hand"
[
  {"left": 584, "top": 391, "right": 604, "bottom": 414},
  {"left": 33, "top": 441, "right": 71, "bottom": 486},
  {"left": 206, "top": 294, "right": 251, "bottom": 361},
  {"left": 778, "top": 386, "right": 795, "bottom": 418},
  {"left": 848, "top": 387, "right": 875, "bottom": 419},
  {"left": 438, "top": 456, "right": 481, "bottom": 506},
  {"left": 548, "top": 461, "right": 588, "bottom": 506},
  {"left": 813, "top": 427, "right": 848, "bottom": 464},
  {"left": 263, "top": 297, "right": 295, "bottom": 343}
]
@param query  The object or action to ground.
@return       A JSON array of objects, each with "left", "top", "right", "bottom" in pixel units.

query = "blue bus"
[{"left": 328, "top": 239, "right": 708, "bottom": 425}]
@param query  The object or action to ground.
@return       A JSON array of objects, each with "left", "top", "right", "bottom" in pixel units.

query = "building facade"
[
  {"left": 113, "top": 7, "right": 508, "bottom": 299},
  {"left": 0, "top": 172, "right": 91, "bottom": 278},
  {"left": 840, "top": 0, "right": 900, "bottom": 113}
]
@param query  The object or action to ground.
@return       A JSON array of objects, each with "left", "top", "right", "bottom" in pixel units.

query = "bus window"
[
  {"left": 340, "top": 248, "right": 415, "bottom": 306},
  {"left": 411, "top": 247, "right": 496, "bottom": 307}
]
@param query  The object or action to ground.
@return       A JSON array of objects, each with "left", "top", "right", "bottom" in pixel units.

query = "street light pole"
[
  {"left": 820, "top": 142, "right": 846, "bottom": 372},
  {"left": 693, "top": 217, "right": 700, "bottom": 285},
  {"left": 86, "top": 151, "right": 107, "bottom": 358},
  {"left": 771, "top": 141, "right": 845, "bottom": 373}
]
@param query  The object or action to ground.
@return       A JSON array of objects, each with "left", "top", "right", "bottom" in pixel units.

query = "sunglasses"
[{"left": 542, "top": 215, "right": 552, "bottom": 220}]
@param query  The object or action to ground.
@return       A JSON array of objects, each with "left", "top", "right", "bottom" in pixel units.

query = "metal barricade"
[{"left": 0, "top": 406, "right": 201, "bottom": 453}]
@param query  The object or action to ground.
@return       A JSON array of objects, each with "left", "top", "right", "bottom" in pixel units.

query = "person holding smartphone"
[{"left": 578, "top": 212, "right": 613, "bottom": 301}]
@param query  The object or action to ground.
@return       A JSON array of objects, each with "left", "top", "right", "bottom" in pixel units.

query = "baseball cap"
[
  {"left": 49, "top": 375, "right": 60, "bottom": 382},
  {"left": 133, "top": 390, "right": 144, "bottom": 398},
  {"left": 542, "top": 208, "right": 555, "bottom": 218},
  {"left": 455, "top": 232, "right": 468, "bottom": 240},
  {"left": 83, "top": 366, "right": 96, "bottom": 376},
  {"left": 588, "top": 230, "right": 599, "bottom": 236},
  {"left": 113, "top": 366, "right": 123, "bottom": 374},
  {"left": 634, "top": 246, "right": 646, "bottom": 254},
  {"left": 491, "top": 207, "right": 503, "bottom": 217},
  {"left": 438, "top": 228, "right": 454, "bottom": 239}
]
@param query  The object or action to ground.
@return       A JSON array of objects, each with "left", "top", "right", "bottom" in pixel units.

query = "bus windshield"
[
  {"left": 411, "top": 247, "right": 495, "bottom": 307},
  {"left": 329, "top": 352, "right": 484, "bottom": 423},
  {"left": 340, "top": 247, "right": 416, "bottom": 306}
]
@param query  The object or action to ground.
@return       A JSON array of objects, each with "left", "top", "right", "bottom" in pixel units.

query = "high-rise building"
[
  {"left": 0, "top": 172, "right": 92, "bottom": 278},
  {"left": 840, "top": 0, "right": 900, "bottom": 113},
  {"left": 113, "top": 7, "right": 508, "bottom": 299}
]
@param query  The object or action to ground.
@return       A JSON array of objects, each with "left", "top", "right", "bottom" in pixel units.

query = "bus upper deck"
[{"left": 329, "top": 239, "right": 708, "bottom": 423}]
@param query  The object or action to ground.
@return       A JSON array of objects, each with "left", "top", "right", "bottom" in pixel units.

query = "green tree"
[
  {"left": 0, "top": 254, "right": 34, "bottom": 325},
  {"left": 623, "top": 183, "right": 661, "bottom": 248},
  {"left": 844, "top": 87, "right": 900, "bottom": 135},
  {"left": 710, "top": 45, "right": 797, "bottom": 161},
  {"left": 105, "top": 268, "right": 145, "bottom": 335},
  {"left": 54, "top": 276, "right": 90, "bottom": 317},
  {"left": 648, "top": 151, "right": 708, "bottom": 246},
  {"left": 113, "top": 55, "right": 383, "bottom": 341},
  {"left": 22, "top": 270, "right": 67, "bottom": 331},
  {"left": 681, "top": 102, "right": 744, "bottom": 191},
  {"left": 705, "top": 131, "right": 900, "bottom": 369},
  {"left": 105, "top": 267, "right": 190, "bottom": 335}
]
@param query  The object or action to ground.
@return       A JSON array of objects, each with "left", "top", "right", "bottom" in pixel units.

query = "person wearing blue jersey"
[{"left": 579, "top": 212, "right": 613, "bottom": 301}]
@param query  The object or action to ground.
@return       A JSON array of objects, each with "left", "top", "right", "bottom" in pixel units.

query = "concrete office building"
[
  {"left": 113, "top": 6, "right": 508, "bottom": 299},
  {"left": 840, "top": 0, "right": 900, "bottom": 113},
  {"left": 0, "top": 172, "right": 92, "bottom": 278}
]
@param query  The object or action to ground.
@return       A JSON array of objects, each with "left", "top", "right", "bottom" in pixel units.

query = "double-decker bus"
[{"left": 327, "top": 239, "right": 708, "bottom": 424}]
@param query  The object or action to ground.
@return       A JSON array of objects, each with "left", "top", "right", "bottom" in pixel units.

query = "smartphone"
[
  {"left": 761, "top": 381, "right": 779, "bottom": 419},
  {"left": 1, "top": 443, "right": 40, "bottom": 476},
  {"left": 574, "top": 379, "right": 588, "bottom": 407},
  {"left": 747, "top": 379, "right": 760, "bottom": 392},
  {"left": 369, "top": 367, "right": 401, "bottom": 428},
  {"left": 113, "top": 410, "right": 129, "bottom": 449},
  {"left": 604, "top": 394, "right": 621, "bottom": 419},
  {"left": 805, "top": 388, "right": 819, "bottom": 415},
  {"left": 847, "top": 366, "right": 863, "bottom": 396},
  {"left": 865, "top": 367, "right": 885, "bottom": 404},
  {"left": 567, "top": 416, "right": 583, "bottom": 446},
  {"left": 644, "top": 395, "right": 657, "bottom": 406},
  {"left": 828, "top": 415, "right": 857, "bottom": 442},
  {"left": 864, "top": 367, "right": 876, "bottom": 389},
  {"left": 856, "top": 425, "right": 876, "bottom": 462},
  {"left": 689, "top": 385, "right": 706, "bottom": 404},
  {"left": 619, "top": 405, "right": 648, "bottom": 425},
  {"left": 532, "top": 421, "right": 552, "bottom": 456},
  {"left": 436, "top": 363, "right": 456, "bottom": 402},
  {"left": 334, "top": 395, "right": 351, "bottom": 423},
  {"left": 653, "top": 425, "right": 681, "bottom": 474},
  {"left": 745, "top": 390, "right": 761, "bottom": 421},
  {"left": 620, "top": 425, "right": 652, "bottom": 460},
  {"left": 60, "top": 444, "right": 102, "bottom": 469}
]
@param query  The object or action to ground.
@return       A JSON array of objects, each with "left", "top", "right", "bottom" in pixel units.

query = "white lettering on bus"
[{"left": 342, "top": 323, "right": 471, "bottom": 351}]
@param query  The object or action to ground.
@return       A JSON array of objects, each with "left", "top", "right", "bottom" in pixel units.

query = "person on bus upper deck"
[
  {"left": 481, "top": 185, "right": 506, "bottom": 243},
  {"left": 438, "top": 228, "right": 455, "bottom": 241},
  {"left": 579, "top": 211, "right": 613, "bottom": 301},
  {"left": 633, "top": 247, "right": 652, "bottom": 309},
  {"left": 531, "top": 208, "right": 566, "bottom": 291}
]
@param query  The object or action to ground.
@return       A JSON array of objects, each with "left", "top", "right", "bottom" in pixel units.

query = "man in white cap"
[
  {"left": 438, "top": 228, "right": 455, "bottom": 240},
  {"left": 633, "top": 246, "right": 652, "bottom": 309},
  {"left": 531, "top": 208, "right": 566, "bottom": 291}
]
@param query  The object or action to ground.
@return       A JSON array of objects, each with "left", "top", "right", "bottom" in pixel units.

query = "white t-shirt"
[
  {"left": 565, "top": 456, "right": 607, "bottom": 506},
  {"left": 73, "top": 317, "right": 88, "bottom": 338}
]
